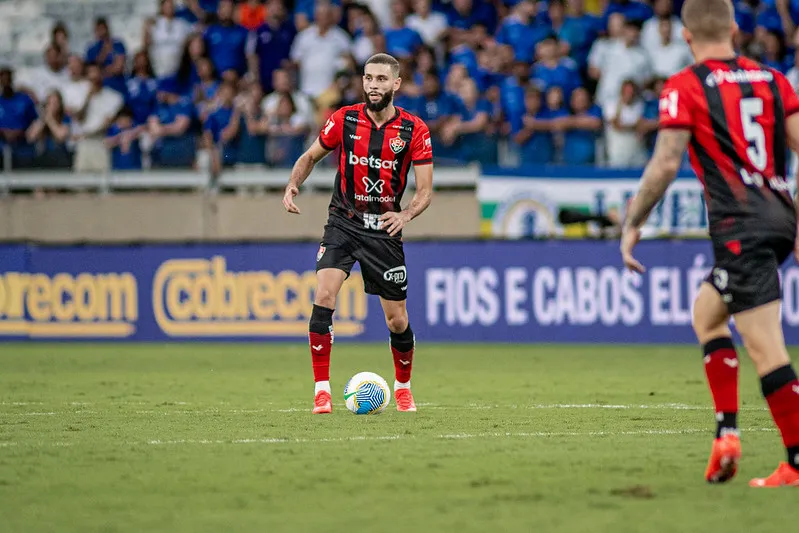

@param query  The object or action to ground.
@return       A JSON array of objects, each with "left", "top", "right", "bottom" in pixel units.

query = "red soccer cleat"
[
  {"left": 705, "top": 434, "right": 741, "bottom": 484},
  {"left": 312, "top": 390, "right": 332, "bottom": 414},
  {"left": 395, "top": 388, "right": 416, "bottom": 412},
  {"left": 750, "top": 462, "right": 799, "bottom": 487}
]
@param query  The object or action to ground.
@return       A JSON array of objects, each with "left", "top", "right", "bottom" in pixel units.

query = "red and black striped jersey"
[
  {"left": 318, "top": 103, "right": 433, "bottom": 238},
  {"left": 659, "top": 56, "right": 799, "bottom": 235}
]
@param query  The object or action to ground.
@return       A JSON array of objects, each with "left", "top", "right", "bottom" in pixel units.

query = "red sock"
[
  {"left": 309, "top": 332, "right": 332, "bottom": 382},
  {"left": 761, "top": 365, "right": 799, "bottom": 454},
  {"left": 703, "top": 338, "right": 739, "bottom": 413},
  {"left": 390, "top": 326, "right": 415, "bottom": 384}
]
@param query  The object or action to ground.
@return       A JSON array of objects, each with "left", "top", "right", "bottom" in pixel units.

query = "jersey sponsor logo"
[
  {"left": 362, "top": 176, "right": 384, "bottom": 194},
  {"left": 660, "top": 90, "right": 679, "bottom": 119},
  {"left": 349, "top": 135, "right": 362, "bottom": 140},
  {"left": 705, "top": 69, "right": 773, "bottom": 87},
  {"left": 323, "top": 118, "right": 335, "bottom": 136},
  {"left": 348, "top": 151, "right": 399, "bottom": 170},
  {"left": 383, "top": 266, "right": 407, "bottom": 284},
  {"left": 389, "top": 135, "right": 406, "bottom": 154},
  {"left": 423, "top": 132, "right": 431, "bottom": 149},
  {"left": 345, "top": 115, "right": 363, "bottom": 123}
]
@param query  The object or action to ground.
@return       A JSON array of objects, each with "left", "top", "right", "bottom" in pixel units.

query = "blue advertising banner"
[{"left": 2, "top": 240, "right": 799, "bottom": 344}]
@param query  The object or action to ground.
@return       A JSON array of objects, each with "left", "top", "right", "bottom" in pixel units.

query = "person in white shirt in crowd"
[
  {"left": 649, "top": 16, "right": 693, "bottom": 78},
  {"left": 71, "top": 63, "right": 123, "bottom": 173},
  {"left": 641, "top": 0, "right": 683, "bottom": 54},
  {"left": 361, "top": 0, "right": 392, "bottom": 29},
  {"left": 144, "top": 0, "right": 195, "bottom": 78},
  {"left": 587, "top": 12, "right": 624, "bottom": 85},
  {"left": 51, "top": 22, "right": 71, "bottom": 68},
  {"left": 18, "top": 45, "right": 69, "bottom": 105},
  {"left": 62, "top": 55, "right": 91, "bottom": 118},
  {"left": 603, "top": 79, "right": 647, "bottom": 168},
  {"left": 589, "top": 16, "right": 651, "bottom": 109},
  {"left": 406, "top": 0, "right": 448, "bottom": 48},
  {"left": 289, "top": 0, "right": 351, "bottom": 99},
  {"left": 349, "top": 6, "right": 385, "bottom": 67},
  {"left": 261, "top": 68, "right": 315, "bottom": 127}
]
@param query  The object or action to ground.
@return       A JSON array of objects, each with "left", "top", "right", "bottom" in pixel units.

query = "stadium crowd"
[{"left": 0, "top": 0, "right": 797, "bottom": 173}]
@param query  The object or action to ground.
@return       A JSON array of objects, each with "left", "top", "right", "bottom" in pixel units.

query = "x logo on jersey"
[{"left": 362, "top": 177, "right": 384, "bottom": 194}]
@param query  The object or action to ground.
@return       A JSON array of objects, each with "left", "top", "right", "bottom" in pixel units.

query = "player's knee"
[
  {"left": 385, "top": 311, "right": 408, "bottom": 334},
  {"left": 314, "top": 287, "right": 337, "bottom": 309}
]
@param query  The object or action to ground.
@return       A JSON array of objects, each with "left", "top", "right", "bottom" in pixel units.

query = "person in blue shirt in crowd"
[
  {"left": 560, "top": 86, "right": 603, "bottom": 165},
  {"left": 203, "top": 80, "right": 240, "bottom": 175},
  {"left": 148, "top": 80, "right": 195, "bottom": 167},
  {"left": 500, "top": 60, "right": 529, "bottom": 134},
  {"left": 446, "top": 0, "right": 497, "bottom": 33},
  {"left": 126, "top": 51, "right": 158, "bottom": 126},
  {"left": 293, "top": 0, "right": 341, "bottom": 32},
  {"left": 420, "top": 70, "right": 460, "bottom": 160},
  {"left": 443, "top": 78, "right": 496, "bottom": 164},
  {"left": 385, "top": 0, "right": 424, "bottom": 60},
  {"left": 0, "top": 67, "right": 39, "bottom": 166},
  {"left": 760, "top": 29, "right": 793, "bottom": 73},
  {"left": 176, "top": 0, "right": 221, "bottom": 23},
  {"left": 25, "top": 91, "right": 72, "bottom": 169},
  {"left": 204, "top": 0, "right": 249, "bottom": 78},
  {"left": 495, "top": 0, "right": 549, "bottom": 63},
  {"left": 602, "top": 0, "right": 654, "bottom": 31},
  {"left": 548, "top": 0, "right": 599, "bottom": 71},
  {"left": 247, "top": 0, "right": 296, "bottom": 94},
  {"left": 238, "top": 82, "right": 267, "bottom": 165},
  {"left": 447, "top": 28, "right": 481, "bottom": 80},
  {"left": 193, "top": 57, "right": 220, "bottom": 122},
  {"left": 106, "top": 107, "right": 143, "bottom": 171},
  {"left": 532, "top": 34, "right": 582, "bottom": 100},
  {"left": 637, "top": 77, "right": 664, "bottom": 157},
  {"left": 513, "top": 85, "right": 558, "bottom": 165},
  {"left": 733, "top": 1, "right": 756, "bottom": 51},
  {"left": 170, "top": 33, "right": 209, "bottom": 97},
  {"left": 85, "top": 17, "right": 128, "bottom": 97}
]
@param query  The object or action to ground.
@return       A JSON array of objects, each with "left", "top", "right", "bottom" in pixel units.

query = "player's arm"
[
  {"left": 621, "top": 128, "right": 691, "bottom": 272},
  {"left": 282, "top": 139, "right": 332, "bottom": 214},
  {"left": 381, "top": 163, "right": 433, "bottom": 237}
]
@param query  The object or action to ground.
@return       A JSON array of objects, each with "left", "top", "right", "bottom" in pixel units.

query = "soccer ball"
[{"left": 344, "top": 372, "right": 391, "bottom": 414}]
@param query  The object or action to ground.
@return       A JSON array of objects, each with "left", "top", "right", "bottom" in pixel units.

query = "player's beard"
[{"left": 364, "top": 89, "right": 394, "bottom": 112}]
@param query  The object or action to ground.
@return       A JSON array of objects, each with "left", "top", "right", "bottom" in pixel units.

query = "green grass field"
[{"left": 0, "top": 343, "right": 796, "bottom": 532}]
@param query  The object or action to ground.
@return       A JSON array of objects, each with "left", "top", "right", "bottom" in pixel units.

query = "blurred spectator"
[
  {"left": 641, "top": 0, "right": 684, "bottom": 54},
  {"left": 444, "top": 78, "right": 496, "bottom": 164},
  {"left": 602, "top": 0, "right": 654, "bottom": 30},
  {"left": 148, "top": 83, "right": 195, "bottom": 167},
  {"left": 496, "top": 0, "right": 548, "bottom": 64},
  {"left": 350, "top": 7, "right": 386, "bottom": 67},
  {"left": 18, "top": 45, "right": 69, "bottom": 105},
  {"left": 407, "top": 0, "right": 449, "bottom": 48},
  {"left": 145, "top": 0, "right": 195, "bottom": 79},
  {"left": 263, "top": 93, "right": 311, "bottom": 166},
  {"left": 25, "top": 91, "right": 71, "bottom": 169},
  {"left": 550, "top": 0, "right": 600, "bottom": 71},
  {"left": 447, "top": 28, "right": 479, "bottom": 81},
  {"left": 590, "top": 17, "right": 651, "bottom": 109},
  {"left": 446, "top": 0, "right": 497, "bottom": 33},
  {"left": 126, "top": 51, "right": 159, "bottom": 126},
  {"left": 759, "top": 29, "right": 791, "bottom": 72},
  {"left": 513, "top": 86, "right": 556, "bottom": 165},
  {"left": 290, "top": 0, "right": 351, "bottom": 99},
  {"left": 262, "top": 68, "right": 315, "bottom": 128},
  {"left": 293, "top": 0, "right": 343, "bottom": 32},
  {"left": 105, "top": 107, "right": 144, "bottom": 170},
  {"left": 85, "top": 18, "right": 128, "bottom": 96},
  {"left": 649, "top": 16, "right": 692, "bottom": 78},
  {"left": 384, "top": 0, "right": 424, "bottom": 60},
  {"left": 0, "top": 68, "right": 40, "bottom": 166},
  {"left": 204, "top": 80, "right": 241, "bottom": 174},
  {"left": 637, "top": 77, "right": 667, "bottom": 156},
  {"left": 172, "top": 33, "right": 209, "bottom": 96},
  {"left": 603, "top": 80, "right": 646, "bottom": 168},
  {"left": 360, "top": 0, "right": 392, "bottom": 29},
  {"left": 51, "top": 21, "right": 71, "bottom": 67},
  {"left": 238, "top": 82, "right": 267, "bottom": 164},
  {"left": 560, "top": 87, "right": 603, "bottom": 165},
  {"left": 445, "top": 64, "right": 469, "bottom": 95},
  {"left": 500, "top": 60, "right": 530, "bottom": 133},
  {"left": 204, "top": 0, "right": 249, "bottom": 78},
  {"left": 420, "top": 70, "right": 459, "bottom": 156},
  {"left": 176, "top": 0, "right": 210, "bottom": 24},
  {"left": 248, "top": 0, "right": 296, "bottom": 94},
  {"left": 71, "top": 63, "right": 124, "bottom": 173},
  {"left": 734, "top": 0, "right": 756, "bottom": 52},
  {"left": 532, "top": 35, "right": 582, "bottom": 99},
  {"left": 62, "top": 55, "right": 91, "bottom": 117},
  {"left": 193, "top": 57, "right": 220, "bottom": 122},
  {"left": 237, "top": 0, "right": 266, "bottom": 31}
]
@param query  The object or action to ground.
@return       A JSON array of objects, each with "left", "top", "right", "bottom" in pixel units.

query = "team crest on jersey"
[
  {"left": 317, "top": 245, "right": 326, "bottom": 262},
  {"left": 389, "top": 134, "right": 406, "bottom": 154}
]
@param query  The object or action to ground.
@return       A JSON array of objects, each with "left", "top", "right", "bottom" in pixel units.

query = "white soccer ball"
[{"left": 344, "top": 371, "right": 391, "bottom": 414}]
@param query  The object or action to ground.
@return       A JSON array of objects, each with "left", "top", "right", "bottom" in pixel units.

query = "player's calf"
[
  {"left": 309, "top": 304, "right": 334, "bottom": 414},
  {"left": 389, "top": 324, "right": 416, "bottom": 412}
]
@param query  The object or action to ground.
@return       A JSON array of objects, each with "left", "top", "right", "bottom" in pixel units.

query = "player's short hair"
[
  {"left": 364, "top": 53, "right": 400, "bottom": 79},
  {"left": 681, "top": 0, "right": 734, "bottom": 42}
]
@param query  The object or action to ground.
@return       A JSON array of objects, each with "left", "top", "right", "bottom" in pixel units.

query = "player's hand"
[
  {"left": 283, "top": 184, "right": 300, "bottom": 214},
  {"left": 380, "top": 211, "right": 411, "bottom": 237},
  {"left": 620, "top": 225, "right": 645, "bottom": 273}
]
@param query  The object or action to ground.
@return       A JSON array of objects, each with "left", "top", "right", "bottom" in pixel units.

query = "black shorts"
[
  {"left": 316, "top": 221, "right": 408, "bottom": 301},
  {"left": 705, "top": 231, "right": 794, "bottom": 314}
]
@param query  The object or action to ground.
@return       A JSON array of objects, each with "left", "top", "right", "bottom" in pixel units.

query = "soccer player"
[
  {"left": 621, "top": 0, "right": 799, "bottom": 487},
  {"left": 282, "top": 53, "right": 434, "bottom": 414}
]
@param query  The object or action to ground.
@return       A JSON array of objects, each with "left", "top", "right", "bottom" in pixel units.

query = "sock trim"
[
  {"left": 390, "top": 325, "right": 415, "bottom": 352},
  {"left": 761, "top": 365, "right": 798, "bottom": 397},
  {"left": 703, "top": 337, "right": 735, "bottom": 355}
]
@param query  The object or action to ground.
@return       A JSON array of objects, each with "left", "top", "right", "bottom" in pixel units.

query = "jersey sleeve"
[
  {"left": 658, "top": 75, "right": 695, "bottom": 130},
  {"left": 774, "top": 71, "right": 799, "bottom": 118},
  {"left": 410, "top": 119, "right": 433, "bottom": 165},
  {"left": 318, "top": 108, "right": 343, "bottom": 151}
]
